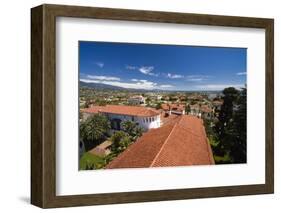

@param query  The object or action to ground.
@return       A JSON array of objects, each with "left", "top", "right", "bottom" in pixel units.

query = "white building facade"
[
  {"left": 128, "top": 96, "right": 145, "bottom": 105},
  {"left": 81, "top": 105, "right": 161, "bottom": 132},
  {"left": 103, "top": 113, "right": 161, "bottom": 131}
]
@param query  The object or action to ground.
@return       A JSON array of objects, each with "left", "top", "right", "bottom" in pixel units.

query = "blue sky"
[{"left": 79, "top": 41, "right": 246, "bottom": 91}]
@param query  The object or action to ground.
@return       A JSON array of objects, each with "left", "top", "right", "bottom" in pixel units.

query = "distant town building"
[
  {"left": 81, "top": 105, "right": 161, "bottom": 131},
  {"left": 128, "top": 95, "right": 145, "bottom": 105},
  {"left": 189, "top": 104, "right": 201, "bottom": 117},
  {"left": 200, "top": 105, "right": 214, "bottom": 120},
  {"left": 188, "top": 94, "right": 203, "bottom": 101},
  {"left": 106, "top": 115, "right": 215, "bottom": 169},
  {"left": 208, "top": 93, "right": 217, "bottom": 100},
  {"left": 161, "top": 103, "right": 185, "bottom": 115},
  {"left": 189, "top": 104, "right": 214, "bottom": 119},
  {"left": 212, "top": 100, "right": 223, "bottom": 111}
]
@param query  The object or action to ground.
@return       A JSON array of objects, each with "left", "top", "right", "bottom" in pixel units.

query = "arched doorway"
[{"left": 111, "top": 118, "right": 122, "bottom": 130}]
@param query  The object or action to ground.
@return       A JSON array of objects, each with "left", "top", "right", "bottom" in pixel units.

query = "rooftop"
[
  {"left": 161, "top": 103, "right": 185, "bottom": 111},
  {"left": 81, "top": 105, "right": 160, "bottom": 117},
  {"left": 200, "top": 105, "right": 213, "bottom": 113},
  {"left": 106, "top": 115, "right": 214, "bottom": 169}
]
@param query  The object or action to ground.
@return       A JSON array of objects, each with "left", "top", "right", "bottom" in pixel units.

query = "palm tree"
[
  {"left": 121, "top": 120, "right": 144, "bottom": 140},
  {"left": 80, "top": 114, "right": 110, "bottom": 148}
]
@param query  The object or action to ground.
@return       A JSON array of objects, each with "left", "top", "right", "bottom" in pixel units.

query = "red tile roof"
[
  {"left": 106, "top": 115, "right": 214, "bottom": 169},
  {"left": 161, "top": 103, "right": 185, "bottom": 111},
  {"left": 212, "top": 100, "right": 223, "bottom": 106},
  {"left": 81, "top": 105, "right": 160, "bottom": 117},
  {"left": 80, "top": 106, "right": 106, "bottom": 114},
  {"left": 200, "top": 105, "right": 213, "bottom": 113}
]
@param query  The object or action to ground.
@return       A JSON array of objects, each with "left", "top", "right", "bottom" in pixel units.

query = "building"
[
  {"left": 212, "top": 100, "right": 223, "bottom": 111},
  {"left": 200, "top": 105, "right": 214, "bottom": 120},
  {"left": 128, "top": 95, "right": 145, "bottom": 105},
  {"left": 81, "top": 105, "right": 161, "bottom": 131},
  {"left": 106, "top": 115, "right": 215, "bottom": 169},
  {"left": 189, "top": 104, "right": 201, "bottom": 117},
  {"left": 189, "top": 104, "right": 214, "bottom": 119},
  {"left": 161, "top": 103, "right": 185, "bottom": 115}
]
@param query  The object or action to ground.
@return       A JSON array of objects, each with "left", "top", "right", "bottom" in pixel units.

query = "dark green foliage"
[
  {"left": 106, "top": 121, "right": 144, "bottom": 164},
  {"left": 155, "top": 102, "right": 162, "bottom": 110},
  {"left": 79, "top": 152, "right": 105, "bottom": 170},
  {"left": 79, "top": 114, "right": 111, "bottom": 149},
  {"left": 185, "top": 104, "right": 191, "bottom": 114},
  {"left": 213, "top": 87, "right": 247, "bottom": 163},
  {"left": 121, "top": 120, "right": 144, "bottom": 141},
  {"left": 230, "top": 88, "right": 247, "bottom": 163},
  {"left": 110, "top": 131, "right": 132, "bottom": 154}
]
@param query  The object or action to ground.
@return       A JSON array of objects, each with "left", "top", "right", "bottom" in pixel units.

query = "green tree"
[
  {"left": 110, "top": 131, "right": 131, "bottom": 153},
  {"left": 121, "top": 120, "right": 144, "bottom": 140},
  {"left": 185, "top": 104, "right": 191, "bottom": 114},
  {"left": 215, "top": 87, "right": 239, "bottom": 140},
  {"left": 80, "top": 114, "right": 110, "bottom": 149},
  {"left": 155, "top": 102, "right": 162, "bottom": 110},
  {"left": 214, "top": 87, "right": 247, "bottom": 163},
  {"left": 84, "top": 100, "right": 90, "bottom": 108},
  {"left": 230, "top": 87, "right": 247, "bottom": 163}
]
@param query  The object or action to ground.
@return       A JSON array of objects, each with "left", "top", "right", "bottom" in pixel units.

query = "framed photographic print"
[{"left": 31, "top": 4, "right": 274, "bottom": 208}]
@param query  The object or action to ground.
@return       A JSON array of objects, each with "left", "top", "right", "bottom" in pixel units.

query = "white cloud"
[
  {"left": 186, "top": 78, "right": 204, "bottom": 82},
  {"left": 195, "top": 84, "right": 245, "bottom": 91},
  {"left": 139, "top": 66, "right": 154, "bottom": 74},
  {"left": 127, "top": 65, "right": 158, "bottom": 76},
  {"left": 80, "top": 78, "right": 158, "bottom": 90},
  {"left": 166, "top": 73, "right": 184, "bottom": 79},
  {"left": 160, "top": 84, "right": 174, "bottom": 88},
  {"left": 87, "top": 75, "right": 120, "bottom": 81},
  {"left": 236, "top": 72, "right": 247, "bottom": 75},
  {"left": 81, "top": 73, "right": 174, "bottom": 90},
  {"left": 139, "top": 79, "right": 149, "bottom": 83},
  {"left": 94, "top": 62, "right": 104, "bottom": 68},
  {"left": 80, "top": 79, "right": 100, "bottom": 84},
  {"left": 126, "top": 65, "right": 137, "bottom": 70},
  {"left": 186, "top": 75, "right": 210, "bottom": 82}
]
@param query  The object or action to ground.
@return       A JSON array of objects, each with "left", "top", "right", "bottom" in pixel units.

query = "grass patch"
[
  {"left": 214, "top": 153, "right": 231, "bottom": 164},
  {"left": 79, "top": 152, "right": 105, "bottom": 170},
  {"left": 209, "top": 136, "right": 220, "bottom": 147}
]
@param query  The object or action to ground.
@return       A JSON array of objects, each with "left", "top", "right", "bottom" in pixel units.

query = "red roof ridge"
[
  {"left": 106, "top": 114, "right": 214, "bottom": 169},
  {"left": 149, "top": 121, "right": 179, "bottom": 167},
  {"left": 149, "top": 115, "right": 210, "bottom": 166},
  {"left": 83, "top": 105, "right": 160, "bottom": 117}
]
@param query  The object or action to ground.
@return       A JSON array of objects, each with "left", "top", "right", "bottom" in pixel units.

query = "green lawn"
[
  {"left": 214, "top": 153, "right": 231, "bottom": 164},
  {"left": 79, "top": 152, "right": 105, "bottom": 170}
]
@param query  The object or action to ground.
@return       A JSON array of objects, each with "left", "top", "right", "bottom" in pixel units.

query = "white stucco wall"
[{"left": 104, "top": 113, "right": 160, "bottom": 131}]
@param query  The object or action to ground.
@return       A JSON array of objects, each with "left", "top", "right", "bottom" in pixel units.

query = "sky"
[{"left": 79, "top": 41, "right": 246, "bottom": 91}]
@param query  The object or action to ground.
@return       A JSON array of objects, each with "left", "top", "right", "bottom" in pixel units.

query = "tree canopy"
[
  {"left": 79, "top": 114, "right": 111, "bottom": 146},
  {"left": 110, "top": 131, "right": 131, "bottom": 154},
  {"left": 212, "top": 87, "right": 247, "bottom": 163},
  {"left": 121, "top": 120, "right": 144, "bottom": 141}
]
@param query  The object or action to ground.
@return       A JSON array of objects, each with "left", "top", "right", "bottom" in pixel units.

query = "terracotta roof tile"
[
  {"left": 80, "top": 106, "right": 106, "bottom": 114},
  {"left": 200, "top": 105, "right": 213, "bottom": 113},
  {"left": 81, "top": 105, "right": 160, "bottom": 117},
  {"left": 161, "top": 103, "right": 185, "bottom": 111},
  {"left": 106, "top": 115, "right": 214, "bottom": 169}
]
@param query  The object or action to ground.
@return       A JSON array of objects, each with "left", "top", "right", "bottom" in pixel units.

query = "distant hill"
[
  {"left": 79, "top": 81, "right": 224, "bottom": 93},
  {"left": 79, "top": 81, "right": 125, "bottom": 90}
]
